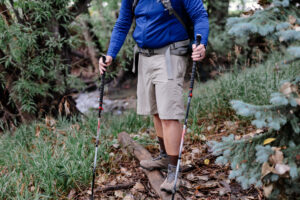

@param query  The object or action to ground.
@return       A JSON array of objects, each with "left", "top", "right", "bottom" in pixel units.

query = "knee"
[{"left": 161, "top": 119, "right": 179, "bottom": 128}]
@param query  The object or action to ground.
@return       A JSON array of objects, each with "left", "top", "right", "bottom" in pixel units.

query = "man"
[{"left": 99, "top": 0, "right": 209, "bottom": 193}]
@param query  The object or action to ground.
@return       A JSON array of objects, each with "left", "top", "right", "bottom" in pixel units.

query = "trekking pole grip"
[
  {"left": 189, "top": 34, "right": 202, "bottom": 89},
  {"left": 196, "top": 34, "right": 202, "bottom": 46},
  {"left": 99, "top": 56, "right": 106, "bottom": 118}
]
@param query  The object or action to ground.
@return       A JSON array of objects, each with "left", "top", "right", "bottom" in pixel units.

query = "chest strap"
[{"left": 133, "top": 39, "right": 190, "bottom": 80}]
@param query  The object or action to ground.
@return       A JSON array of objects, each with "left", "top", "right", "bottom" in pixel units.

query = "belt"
[{"left": 133, "top": 39, "right": 190, "bottom": 80}]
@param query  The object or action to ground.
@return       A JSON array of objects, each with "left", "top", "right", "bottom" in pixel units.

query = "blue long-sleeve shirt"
[{"left": 107, "top": 0, "right": 209, "bottom": 59}]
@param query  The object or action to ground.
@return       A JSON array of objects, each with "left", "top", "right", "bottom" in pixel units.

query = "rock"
[
  {"left": 75, "top": 91, "right": 136, "bottom": 114},
  {"left": 133, "top": 182, "right": 145, "bottom": 191},
  {"left": 124, "top": 194, "right": 135, "bottom": 200}
]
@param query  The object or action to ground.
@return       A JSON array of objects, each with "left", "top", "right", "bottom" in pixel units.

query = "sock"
[
  {"left": 157, "top": 137, "right": 167, "bottom": 156},
  {"left": 168, "top": 155, "right": 179, "bottom": 166}
]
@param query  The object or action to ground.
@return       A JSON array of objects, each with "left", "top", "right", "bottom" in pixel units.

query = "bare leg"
[
  {"left": 153, "top": 114, "right": 163, "bottom": 138},
  {"left": 161, "top": 119, "right": 182, "bottom": 165},
  {"left": 153, "top": 114, "right": 166, "bottom": 154}
]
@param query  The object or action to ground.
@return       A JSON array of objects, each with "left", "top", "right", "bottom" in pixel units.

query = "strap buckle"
[{"left": 143, "top": 49, "right": 154, "bottom": 57}]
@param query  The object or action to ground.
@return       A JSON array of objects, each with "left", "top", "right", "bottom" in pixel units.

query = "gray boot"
[
  {"left": 160, "top": 164, "right": 181, "bottom": 193},
  {"left": 140, "top": 154, "right": 168, "bottom": 170}
]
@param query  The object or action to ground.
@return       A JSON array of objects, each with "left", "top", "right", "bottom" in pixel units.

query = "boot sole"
[
  {"left": 160, "top": 188, "right": 173, "bottom": 193},
  {"left": 140, "top": 165, "right": 168, "bottom": 171}
]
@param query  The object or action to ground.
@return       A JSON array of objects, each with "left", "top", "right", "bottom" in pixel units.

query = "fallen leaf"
[
  {"left": 261, "top": 162, "right": 273, "bottom": 178},
  {"left": 110, "top": 180, "right": 117, "bottom": 186},
  {"left": 71, "top": 124, "right": 80, "bottom": 131},
  {"left": 133, "top": 182, "right": 144, "bottom": 191},
  {"left": 269, "top": 148, "right": 283, "bottom": 165},
  {"left": 218, "top": 187, "right": 229, "bottom": 196},
  {"left": 58, "top": 130, "right": 67, "bottom": 136},
  {"left": 112, "top": 143, "right": 120, "bottom": 149},
  {"left": 194, "top": 190, "right": 205, "bottom": 197},
  {"left": 274, "top": 163, "right": 290, "bottom": 175},
  {"left": 280, "top": 82, "right": 293, "bottom": 96},
  {"left": 186, "top": 173, "right": 195, "bottom": 181},
  {"left": 224, "top": 121, "right": 239, "bottom": 130},
  {"left": 182, "top": 180, "right": 192, "bottom": 189},
  {"left": 123, "top": 194, "right": 134, "bottom": 200},
  {"left": 30, "top": 186, "right": 35, "bottom": 192},
  {"left": 263, "top": 184, "right": 273, "bottom": 197},
  {"left": 120, "top": 167, "right": 132, "bottom": 177},
  {"left": 109, "top": 152, "right": 115, "bottom": 157},
  {"left": 191, "top": 148, "right": 201, "bottom": 155},
  {"left": 20, "top": 183, "right": 25, "bottom": 196},
  {"left": 68, "top": 189, "right": 76, "bottom": 199},
  {"left": 207, "top": 125, "right": 215, "bottom": 132},
  {"left": 114, "top": 190, "right": 123, "bottom": 198},
  {"left": 196, "top": 175, "right": 209, "bottom": 181},
  {"left": 241, "top": 196, "right": 256, "bottom": 200},
  {"left": 196, "top": 181, "right": 218, "bottom": 189},
  {"left": 64, "top": 100, "right": 71, "bottom": 115},
  {"left": 35, "top": 126, "right": 40, "bottom": 137},
  {"left": 220, "top": 180, "right": 231, "bottom": 193},
  {"left": 263, "top": 138, "right": 276, "bottom": 145},
  {"left": 96, "top": 174, "right": 107, "bottom": 185},
  {"left": 289, "top": 15, "right": 297, "bottom": 24},
  {"left": 204, "top": 159, "right": 210, "bottom": 165},
  {"left": 45, "top": 116, "right": 56, "bottom": 127},
  {"left": 120, "top": 167, "right": 127, "bottom": 174},
  {"left": 256, "top": 129, "right": 264, "bottom": 134}
]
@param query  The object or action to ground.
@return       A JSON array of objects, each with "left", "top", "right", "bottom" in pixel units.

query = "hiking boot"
[
  {"left": 160, "top": 164, "right": 181, "bottom": 193},
  {"left": 140, "top": 154, "right": 168, "bottom": 170}
]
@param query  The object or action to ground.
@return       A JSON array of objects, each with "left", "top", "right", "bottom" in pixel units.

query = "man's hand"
[
  {"left": 99, "top": 55, "right": 113, "bottom": 74},
  {"left": 191, "top": 44, "right": 206, "bottom": 61}
]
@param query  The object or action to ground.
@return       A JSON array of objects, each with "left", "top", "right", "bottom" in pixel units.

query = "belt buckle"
[{"left": 146, "top": 49, "right": 154, "bottom": 57}]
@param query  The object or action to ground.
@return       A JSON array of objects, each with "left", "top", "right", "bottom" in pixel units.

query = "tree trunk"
[
  {"left": 80, "top": 19, "right": 100, "bottom": 72},
  {"left": 0, "top": 3, "right": 12, "bottom": 25}
]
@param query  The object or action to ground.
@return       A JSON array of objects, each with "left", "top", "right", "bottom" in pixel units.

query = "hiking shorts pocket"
[{"left": 137, "top": 54, "right": 187, "bottom": 120}]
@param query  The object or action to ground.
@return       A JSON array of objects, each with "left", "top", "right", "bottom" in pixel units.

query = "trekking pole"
[
  {"left": 90, "top": 56, "right": 106, "bottom": 200},
  {"left": 172, "top": 34, "right": 202, "bottom": 200}
]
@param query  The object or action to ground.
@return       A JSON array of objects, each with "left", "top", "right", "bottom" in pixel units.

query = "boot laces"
[{"left": 167, "top": 166, "right": 176, "bottom": 182}]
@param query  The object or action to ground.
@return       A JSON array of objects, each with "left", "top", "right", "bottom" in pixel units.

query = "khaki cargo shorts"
[{"left": 137, "top": 54, "right": 187, "bottom": 120}]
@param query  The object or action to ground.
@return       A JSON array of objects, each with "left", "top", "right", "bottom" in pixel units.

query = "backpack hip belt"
[{"left": 133, "top": 39, "right": 190, "bottom": 80}]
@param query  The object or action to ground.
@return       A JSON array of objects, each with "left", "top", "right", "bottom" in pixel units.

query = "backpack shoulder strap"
[
  {"left": 160, "top": 0, "right": 188, "bottom": 31},
  {"left": 132, "top": 0, "right": 139, "bottom": 14}
]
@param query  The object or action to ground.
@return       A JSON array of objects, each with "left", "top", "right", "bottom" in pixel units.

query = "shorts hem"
[
  {"left": 157, "top": 114, "right": 185, "bottom": 120},
  {"left": 137, "top": 110, "right": 158, "bottom": 116}
]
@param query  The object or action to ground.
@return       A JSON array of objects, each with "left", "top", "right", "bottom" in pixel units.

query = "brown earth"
[{"left": 72, "top": 118, "right": 264, "bottom": 200}]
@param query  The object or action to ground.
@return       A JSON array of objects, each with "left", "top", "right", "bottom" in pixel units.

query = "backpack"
[{"left": 132, "top": 0, "right": 194, "bottom": 40}]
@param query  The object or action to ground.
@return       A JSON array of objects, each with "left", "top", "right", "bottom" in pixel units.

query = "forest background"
[{"left": 0, "top": 0, "right": 299, "bottom": 199}]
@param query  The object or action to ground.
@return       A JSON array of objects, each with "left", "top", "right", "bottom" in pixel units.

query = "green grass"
[
  {"left": 191, "top": 53, "right": 300, "bottom": 119},
  {"left": 1, "top": 52, "right": 299, "bottom": 199},
  {"left": 0, "top": 112, "right": 151, "bottom": 199}
]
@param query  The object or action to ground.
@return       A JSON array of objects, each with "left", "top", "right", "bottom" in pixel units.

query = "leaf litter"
[{"left": 75, "top": 119, "right": 264, "bottom": 200}]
